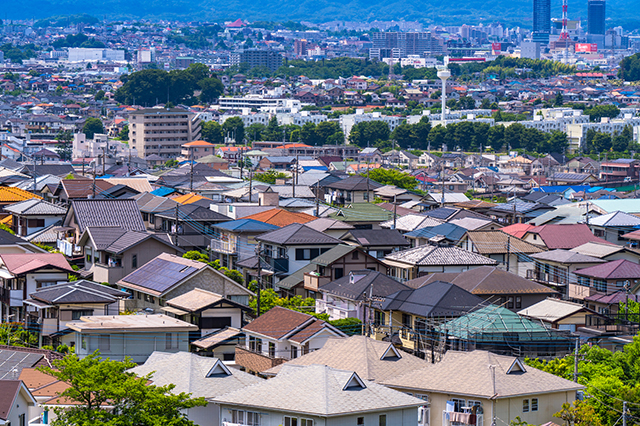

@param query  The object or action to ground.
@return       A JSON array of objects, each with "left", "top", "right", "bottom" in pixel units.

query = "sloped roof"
[
  {"left": 263, "top": 335, "right": 429, "bottom": 382},
  {"left": 212, "top": 218, "right": 279, "bottom": 233},
  {"left": 154, "top": 203, "right": 229, "bottom": 221},
  {"left": 29, "top": 280, "right": 129, "bottom": 305},
  {"left": 382, "top": 350, "right": 583, "bottom": 398},
  {"left": 526, "top": 224, "right": 609, "bottom": 249},
  {"left": 385, "top": 245, "right": 497, "bottom": 267},
  {"left": 380, "top": 280, "right": 485, "bottom": 317},
  {"left": 517, "top": 298, "right": 590, "bottom": 323},
  {"left": 305, "top": 218, "right": 354, "bottom": 232},
  {"left": 69, "top": 199, "right": 145, "bottom": 233},
  {"left": 379, "top": 214, "right": 443, "bottom": 232},
  {"left": 166, "top": 288, "right": 249, "bottom": 312},
  {"left": 241, "top": 208, "right": 316, "bottom": 227},
  {"left": 82, "top": 226, "right": 176, "bottom": 254},
  {"left": 59, "top": 178, "right": 114, "bottom": 199},
  {"left": 319, "top": 270, "right": 409, "bottom": 301},
  {"left": 500, "top": 223, "right": 535, "bottom": 239},
  {"left": 589, "top": 210, "right": 640, "bottom": 227},
  {"left": 172, "top": 192, "right": 212, "bottom": 205},
  {"left": 243, "top": 306, "right": 335, "bottom": 340},
  {"left": 0, "top": 253, "right": 74, "bottom": 275},
  {"left": 404, "top": 223, "right": 467, "bottom": 242},
  {"left": 574, "top": 259, "right": 640, "bottom": 280},
  {"left": 329, "top": 203, "right": 395, "bottom": 223},
  {"left": 214, "top": 364, "right": 423, "bottom": 416},
  {"left": 530, "top": 249, "right": 605, "bottom": 264},
  {"left": 341, "top": 229, "right": 410, "bottom": 247},
  {"left": 0, "top": 187, "right": 41, "bottom": 203},
  {"left": 256, "top": 223, "right": 341, "bottom": 245},
  {"left": 4, "top": 198, "right": 66, "bottom": 215},
  {"left": 323, "top": 176, "right": 383, "bottom": 191}
]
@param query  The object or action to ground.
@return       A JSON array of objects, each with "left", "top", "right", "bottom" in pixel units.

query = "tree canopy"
[
  {"left": 365, "top": 168, "right": 418, "bottom": 190},
  {"left": 619, "top": 53, "right": 640, "bottom": 81},
  {"left": 82, "top": 118, "right": 104, "bottom": 140},
  {"left": 38, "top": 351, "right": 207, "bottom": 426}
]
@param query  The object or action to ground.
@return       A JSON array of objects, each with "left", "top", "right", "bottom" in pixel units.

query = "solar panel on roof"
[
  {"left": 124, "top": 258, "right": 197, "bottom": 293},
  {"left": 0, "top": 350, "right": 43, "bottom": 379}
]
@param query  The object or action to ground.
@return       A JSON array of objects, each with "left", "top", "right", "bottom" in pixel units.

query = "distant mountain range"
[{"left": 4, "top": 0, "right": 637, "bottom": 29}]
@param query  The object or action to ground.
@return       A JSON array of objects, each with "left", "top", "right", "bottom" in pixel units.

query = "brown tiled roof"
[
  {"left": 18, "top": 368, "right": 57, "bottom": 390},
  {"left": 60, "top": 178, "right": 114, "bottom": 199},
  {"left": 241, "top": 208, "right": 316, "bottom": 227},
  {"left": 243, "top": 306, "right": 315, "bottom": 339},
  {"left": 526, "top": 224, "right": 610, "bottom": 250},
  {"left": 0, "top": 380, "right": 21, "bottom": 420},
  {"left": 466, "top": 230, "right": 544, "bottom": 254}
]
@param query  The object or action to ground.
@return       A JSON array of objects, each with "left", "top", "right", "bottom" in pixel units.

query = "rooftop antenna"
[
  {"left": 560, "top": 0, "right": 570, "bottom": 64},
  {"left": 437, "top": 56, "right": 451, "bottom": 125}
]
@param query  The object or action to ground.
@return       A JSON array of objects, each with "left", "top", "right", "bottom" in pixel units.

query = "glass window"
[
  {"left": 132, "top": 254, "right": 138, "bottom": 269},
  {"left": 357, "top": 418, "right": 365, "bottom": 425},
  {"left": 379, "top": 415, "right": 386, "bottom": 426},
  {"left": 97, "top": 335, "right": 110, "bottom": 352},
  {"left": 165, "top": 333, "right": 174, "bottom": 349},
  {"left": 531, "top": 398, "right": 538, "bottom": 412},
  {"left": 523, "top": 399, "right": 529, "bottom": 413}
]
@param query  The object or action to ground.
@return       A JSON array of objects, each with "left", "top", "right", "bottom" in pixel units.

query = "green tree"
[
  {"left": 366, "top": 168, "right": 418, "bottom": 190},
  {"left": 0, "top": 323, "right": 38, "bottom": 347},
  {"left": 315, "top": 121, "right": 342, "bottom": 144},
  {"left": 201, "top": 121, "right": 224, "bottom": 145},
  {"left": 554, "top": 401, "right": 603, "bottom": 426},
  {"left": 348, "top": 121, "right": 390, "bottom": 148},
  {"left": 95, "top": 90, "right": 105, "bottom": 101},
  {"left": 585, "top": 105, "right": 620, "bottom": 122},
  {"left": 391, "top": 122, "right": 416, "bottom": 149},
  {"left": 38, "top": 352, "right": 206, "bottom": 426},
  {"left": 222, "top": 117, "right": 245, "bottom": 144},
  {"left": 55, "top": 130, "right": 74, "bottom": 161},
  {"left": 300, "top": 122, "right": 320, "bottom": 146},
  {"left": 197, "top": 78, "right": 224, "bottom": 103},
  {"left": 82, "top": 118, "right": 104, "bottom": 140},
  {"left": 118, "top": 124, "right": 129, "bottom": 141},
  {"left": 554, "top": 92, "right": 564, "bottom": 106},
  {"left": 618, "top": 53, "right": 640, "bottom": 81},
  {"left": 246, "top": 123, "right": 266, "bottom": 142}
]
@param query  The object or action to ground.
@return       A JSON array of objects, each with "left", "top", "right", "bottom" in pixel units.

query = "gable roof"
[
  {"left": 319, "top": 270, "right": 410, "bottom": 301},
  {"left": 574, "top": 259, "right": 640, "bottom": 280},
  {"left": 214, "top": 364, "right": 423, "bottom": 416},
  {"left": 80, "top": 226, "right": 177, "bottom": 254},
  {"left": 305, "top": 218, "right": 355, "bottom": 232},
  {"left": 570, "top": 242, "right": 631, "bottom": 259},
  {"left": 385, "top": 245, "right": 497, "bottom": 267},
  {"left": 530, "top": 249, "right": 605, "bottom": 264},
  {"left": 243, "top": 306, "right": 344, "bottom": 342},
  {"left": 4, "top": 198, "right": 67, "bottom": 216},
  {"left": 323, "top": 176, "right": 383, "bottom": 191},
  {"left": 379, "top": 214, "right": 444, "bottom": 232},
  {"left": 465, "top": 230, "right": 546, "bottom": 255},
  {"left": 68, "top": 199, "right": 145, "bottom": 233},
  {"left": 0, "top": 253, "right": 74, "bottom": 275},
  {"left": 263, "top": 335, "right": 429, "bottom": 382},
  {"left": 0, "top": 380, "right": 35, "bottom": 421},
  {"left": 256, "top": 223, "right": 341, "bottom": 246},
  {"left": 166, "top": 288, "right": 250, "bottom": 312},
  {"left": 154, "top": 203, "right": 229, "bottom": 221},
  {"left": 241, "top": 208, "right": 316, "bottom": 227},
  {"left": 382, "top": 350, "right": 583, "bottom": 399},
  {"left": 212, "top": 218, "right": 279, "bottom": 233},
  {"left": 517, "top": 298, "right": 591, "bottom": 323},
  {"left": 341, "top": 229, "right": 410, "bottom": 247},
  {"left": 130, "top": 351, "right": 262, "bottom": 399},
  {"left": 525, "top": 224, "right": 610, "bottom": 249},
  {"left": 0, "top": 187, "right": 41, "bottom": 204},
  {"left": 500, "top": 223, "right": 535, "bottom": 239},
  {"left": 589, "top": 210, "right": 640, "bottom": 227},
  {"left": 29, "top": 280, "right": 129, "bottom": 305},
  {"left": 381, "top": 280, "right": 486, "bottom": 317},
  {"left": 328, "top": 203, "right": 395, "bottom": 223},
  {"left": 58, "top": 178, "right": 114, "bottom": 199}
]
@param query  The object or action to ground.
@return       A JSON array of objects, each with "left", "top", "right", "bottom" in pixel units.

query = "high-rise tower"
[
  {"left": 533, "top": 0, "right": 551, "bottom": 42},
  {"left": 588, "top": 0, "right": 606, "bottom": 35}
]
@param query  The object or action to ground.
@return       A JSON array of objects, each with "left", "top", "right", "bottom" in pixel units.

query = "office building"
[
  {"left": 175, "top": 57, "right": 195, "bottom": 69},
  {"left": 369, "top": 32, "right": 445, "bottom": 58},
  {"left": 532, "top": 0, "right": 551, "bottom": 43},
  {"left": 230, "top": 49, "right": 283, "bottom": 72},
  {"left": 68, "top": 48, "right": 125, "bottom": 62},
  {"left": 129, "top": 108, "right": 201, "bottom": 159},
  {"left": 588, "top": 0, "right": 606, "bottom": 35}
]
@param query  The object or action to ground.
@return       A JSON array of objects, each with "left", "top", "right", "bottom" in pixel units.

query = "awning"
[
  {"left": 23, "top": 299, "right": 53, "bottom": 309},
  {"left": 160, "top": 306, "right": 189, "bottom": 316}
]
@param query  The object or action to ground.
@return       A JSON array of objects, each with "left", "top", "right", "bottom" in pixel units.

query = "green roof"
[
  {"left": 438, "top": 305, "right": 568, "bottom": 341},
  {"left": 328, "top": 203, "right": 394, "bottom": 223},
  {"left": 277, "top": 263, "right": 315, "bottom": 290}
]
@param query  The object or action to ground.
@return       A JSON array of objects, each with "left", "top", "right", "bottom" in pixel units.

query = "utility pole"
[
  {"left": 315, "top": 180, "right": 320, "bottom": 217},
  {"left": 189, "top": 148, "right": 194, "bottom": 192},
  {"left": 174, "top": 204, "right": 180, "bottom": 247},
  {"left": 32, "top": 155, "right": 36, "bottom": 191},
  {"left": 573, "top": 337, "right": 579, "bottom": 383},
  {"left": 256, "top": 243, "right": 262, "bottom": 317},
  {"left": 249, "top": 171, "right": 253, "bottom": 202},
  {"left": 92, "top": 162, "right": 97, "bottom": 198},
  {"left": 366, "top": 162, "right": 370, "bottom": 203},
  {"left": 292, "top": 155, "right": 298, "bottom": 198},
  {"left": 506, "top": 235, "right": 511, "bottom": 272},
  {"left": 441, "top": 162, "right": 445, "bottom": 207},
  {"left": 101, "top": 147, "right": 106, "bottom": 176},
  {"left": 623, "top": 401, "right": 628, "bottom": 426},
  {"left": 393, "top": 194, "right": 397, "bottom": 230}
]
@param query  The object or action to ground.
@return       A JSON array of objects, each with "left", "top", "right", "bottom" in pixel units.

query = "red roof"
[
  {"left": 501, "top": 223, "right": 535, "bottom": 239},
  {"left": 526, "top": 224, "right": 610, "bottom": 250},
  {"left": 243, "top": 306, "right": 316, "bottom": 339},
  {"left": 226, "top": 18, "right": 246, "bottom": 28},
  {"left": 0, "top": 253, "right": 74, "bottom": 275},
  {"left": 575, "top": 259, "right": 640, "bottom": 280}
]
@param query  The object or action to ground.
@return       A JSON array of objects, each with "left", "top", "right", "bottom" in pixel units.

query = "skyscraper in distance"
[
  {"left": 588, "top": 0, "right": 606, "bottom": 34},
  {"left": 533, "top": 0, "right": 551, "bottom": 42}
]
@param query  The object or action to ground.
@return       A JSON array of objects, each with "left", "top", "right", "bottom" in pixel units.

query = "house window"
[
  {"left": 379, "top": 415, "right": 386, "bottom": 426},
  {"left": 452, "top": 399, "right": 466, "bottom": 412},
  {"left": 27, "top": 218, "right": 45, "bottom": 228},
  {"left": 515, "top": 296, "right": 522, "bottom": 309},
  {"left": 593, "top": 279, "right": 607, "bottom": 292},
  {"left": 531, "top": 398, "right": 538, "bottom": 412},
  {"left": 81, "top": 336, "right": 87, "bottom": 350},
  {"left": 578, "top": 276, "right": 590, "bottom": 287},
  {"left": 19, "top": 413, "right": 25, "bottom": 426},
  {"left": 402, "top": 313, "right": 412, "bottom": 328},
  {"left": 233, "top": 410, "right": 261, "bottom": 426},
  {"left": 357, "top": 418, "right": 365, "bottom": 425},
  {"left": 132, "top": 254, "right": 138, "bottom": 269},
  {"left": 269, "top": 342, "right": 276, "bottom": 358},
  {"left": 291, "top": 346, "right": 298, "bottom": 359},
  {"left": 523, "top": 399, "right": 530, "bottom": 413},
  {"left": 97, "top": 335, "right": 110, "bottom": 352},
  {"left": 334, "top": 268, "right": 344, "bottom": 279},
  {"left": 295, "top": 248, "right": 320, "bottom": 260},
  {"left": 72, "top": 310, "right": 93, "bottom": 320},
  {"left": 374, "top": 311, "right": 385, "bottom": 325},
  {"left": 507, "top": 297, "right": 514, "bottom": 309},
  {"left": 166, "top": 333, "right": 175, "bottom": 349},
  {"left": 352, "top": 251, "right": 359, "bottom": 260}
]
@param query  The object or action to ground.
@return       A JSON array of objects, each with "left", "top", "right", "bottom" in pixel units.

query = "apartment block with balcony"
[
  {"left": 210, "top": 219, "right": 279, "bottom": 270},
  {"left": 128, "top": 108, "right": 201, "bottom": 159}
]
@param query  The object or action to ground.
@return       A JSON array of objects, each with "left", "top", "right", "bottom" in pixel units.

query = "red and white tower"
[{"left": 560, "top": 0, "right": 570, "bottom": 41}]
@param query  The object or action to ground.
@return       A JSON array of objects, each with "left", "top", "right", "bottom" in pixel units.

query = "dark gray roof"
[
  {"left": 120, "top": 257, "right": 199, "bottom": 294},
  {"left": 21, "top": 163, "right": 75, "bottom": 177},
  {"left": 154, "top": 204, "right": 229, "bottom": 221},
  {"left": 256, "top": 223, "right": 342, "bottom": 245},
  {"left": 341, "top": 229, "right": 410, "bottom": 248},
  {"left": 83, "top": 226, "right": 177, "bottom": 254},
  {"left": 0, "top": 229, "right": 28, "bottom": 245},
  {"left": 422, "top": 207, "right": 458, "bottom": 220},
  {"left": 319, "top": 270, "right": 410, "bottom": 301},
  {"left": 323, "top": 176, "right": 383, "bottom": 191},
  {"left": 69, "top": 199, "right": 145, "bottom": 233},
  {"left": 380, "top": 280, "right": 486, "bottom": 317},
  {"left": 29, "top": 280, "right": 129, "bottom": 304},
  {"left": 0, "top": 350, "right": 42, "bottom": 380}
]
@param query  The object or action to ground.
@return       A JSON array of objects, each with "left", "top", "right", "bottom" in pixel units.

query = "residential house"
[
  {"left": 374, "top": 186, "right": 424, "bottom": 204},
  {"left": 210, "top": 219, "right": 279, "bottom": 270},
  {"left": 258, "top": 156, "right": 296, "bottom": 170},
  {"left": 0, "top": 253, "right": 74, "bottom": 322},
  {"left": 241, "top": 208, "right": 316, "bottom": 227},
  {"left": 23, "top": 280, "right": 129, "bottom": 346},
  {"left": 584, "top": 291, "right": 640, "bottom": 316},
  {"left": 190, "top": 326, "right": 246, "bottom": 360},
  {"left": 132, "top": 192, "right": 179, "bottom": 230},
  {"left": 529, "top": 250, "right": 606, "bottom": 299},
  {"left": 339, "top": 229, "right": 410, "bottom": 260},
  {"left": 384, "top": 245, "right": 498, "bottom": 282},
  {"left": 304, "top": 218, "right": 354, "bottom": 239},
  {"left": 358, "top": 147, "right": 383, "bottom": 164},
  {"left": 383, "top": 350, "right": 583, "bottom": 426},
  {"left": 316, "top": 269, "right": 410, "bottom": 321},
  {"left": 117, "top": 252, "right": 254, "bottom": 312},
  {"left": 235, "top": 306, "right": 347, "bottom": 373},
  {"left": 131, "top": 351, "right": 263, "bottom": 426},
  {"left": 518, "top": 298, "right": 601, "bottom": 332},
  {"left": 50, "top": 178, "right": 115, "bottom": 204},
  {"left": 564, "top": 157, "right": 600, "bottom": 174},
  {"left": 0, "top": 188, "right": 43, "bottom": 218},
  {"left": 78, "top": 226, "right": 182, "bottom": 284},
  {"left": 547, "top": 172, "right": 598, "bottom": 186},
  {"left": 404, "top": 223, "right": 468, "bottom": 247},
  {"left": 68, "top": 314, "right": 198, "bottom": 363},
  {"left": 328, "top": 203, "right": 395, "bottom": 229},
  {"left": 573, "top": 241, "right": 640, "bottom": 263},
  {"left": 574, "top": 259, "right": 640, "bottom": 296},
  {"left": 152, "top": 204, "right": 230, "bottom": 251},
  {"left": 0, "top": 380, "right": 37, "bottom": 426},
  {"left": 0, "top": 229, "right": 47, "bottom": 255},
  {"left": 379, "top": 214, "right": 444, "bottom": 234},
  {"left": 4, "top": 199, "right": 67, "bottom": 237},
  {"left": 161, "top": 288, "right": 251, "bottom": 348},
  {"left": 413, "top": 266, "right": 558, "bottom": 312},
  {"left": 588, "top": 211, "right": 640, "bottom": 245},
  {"left": 459, "top": 230, "right": 545, "bottom": 277},
  {"left": 262, "top": 335, "right": 429, "bottom": 382},
  {"left": 254, "top": 223, "right": 342, "bottom": 285},
  {"left": 522, "top": 224, "right": 609, "bottom": 250},
  {"left": 179, "top": 140, "right": 216, "bottom": 161},
  {"left": 373, "top": 280, "right": 486, "bottom": 357},
  {"left": 323, "top": 176, "right": 383, "bottom": 205},
  {"left": 385, "top": 150, "right": 419, "bottom": 168},
  {"left": 277, "top": 244, "right": 387, "bottom": 298},
  {"left": 215, "top": 364, "right": 424, "bottom": 426},
  {"left": 58, "top": 199, "right": 146, "bottom": 256}
]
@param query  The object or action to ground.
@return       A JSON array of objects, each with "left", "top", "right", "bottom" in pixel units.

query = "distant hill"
[{"left": 4, "top": 0, "right": 638, "bottom": 29}]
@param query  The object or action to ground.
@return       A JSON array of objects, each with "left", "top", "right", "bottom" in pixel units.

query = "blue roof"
[
  {"left": 213, "top": 218, "right": 279, "bottom": 233},
  {"left": 151, "top": 187, "right": 177, "bottom": 197},
  {"left": 532, "top": 185, "right": 590, "bottom": 193},
  {"left": 405, "top": 223, "right": 467, "bottom": 241}
]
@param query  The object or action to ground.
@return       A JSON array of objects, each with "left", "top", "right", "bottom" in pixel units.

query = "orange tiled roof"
[
  {"left": 183, "top": 140, "right": 214, "bottom": 147},
  {"left": 172, "top": 192, "right": 212, "bottom": 205},
  {"left": 241, "top": 208, "right": 316, "bottom": 227},
  {"left": 0, "top": 187, "right": 41, "bottom": 203},
  {"left": 0, "top": 215, "right": 12, "bottom": 226}
]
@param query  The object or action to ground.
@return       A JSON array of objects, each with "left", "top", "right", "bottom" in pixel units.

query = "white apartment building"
[
  {"left": 73, "top": 133, "right": 137, "bottom": 160},
  {"left": 67, "top": 48, "right": 125, "bottom": 62},
  {"left": 128, "top": 108, "right": 201, "bottom": 159},
  {"left": 276, "top": 111, "right": 328, "bottom": 126},
  {"left": 567, "top": 116, "right": 640, "bottom": 152},
  {"left": 218, "top": 95, "right": 301, "bottom": 112},
  {"left": 340, "top": 110, "right": 403, "bottom": 142}
]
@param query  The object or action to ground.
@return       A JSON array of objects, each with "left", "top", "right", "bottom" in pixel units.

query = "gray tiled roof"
[
  {"left": 70, "top": 199, "right": 145, "bottom": 233},
  {"left": 4, "top": 198, "right": 67, "bottom": 216},
  {"left": 214, "top": 364, "right": 424, "bottom": 416},
  {"left": 256, "top": 223, "right": 341, "bottom": 245},
  {"left": 385, "top": 245, "right": 497, "bottom": 266},
  {"left": 29, "top": 280, "right": 129, "bottom": 305},
  {"left": 319, "top": 270, "right": 409, "bottom": 301}
]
